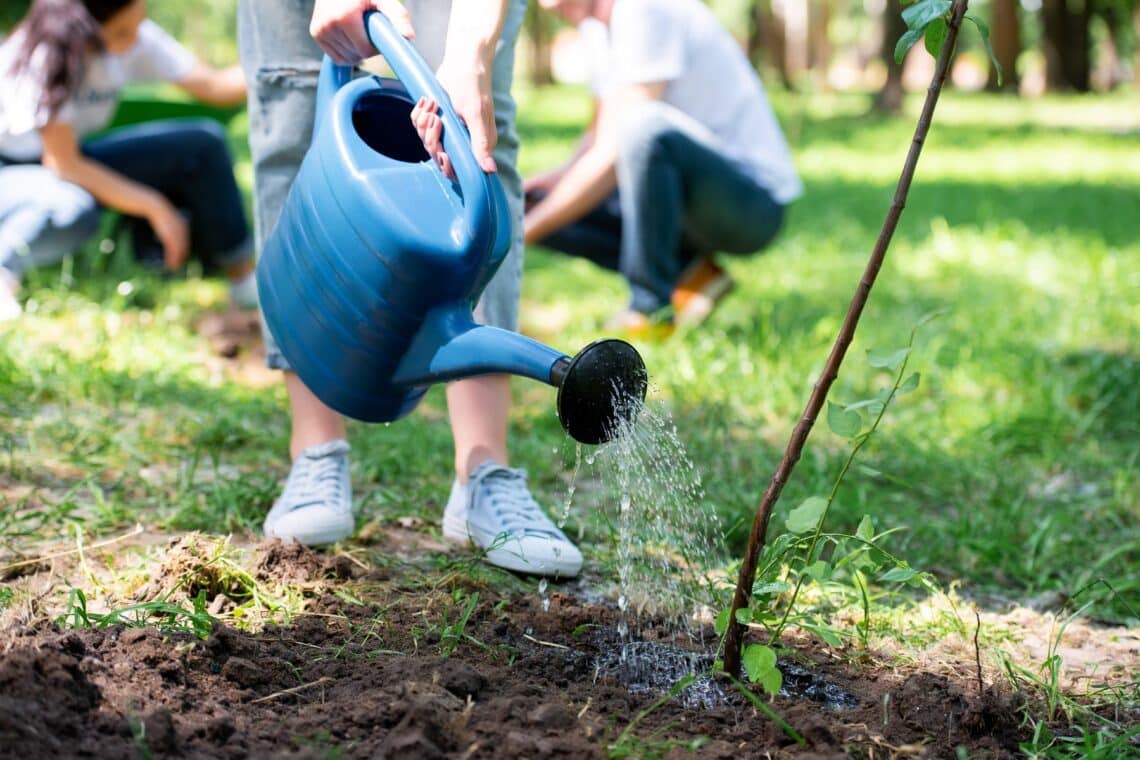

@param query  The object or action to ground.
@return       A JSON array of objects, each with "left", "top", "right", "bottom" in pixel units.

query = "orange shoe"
[
  {"left": 603, "top": 309, "right": 675, "bottom": 340},
  {"left": 672, "top": 257, "right": 734, "bottom": 327}
]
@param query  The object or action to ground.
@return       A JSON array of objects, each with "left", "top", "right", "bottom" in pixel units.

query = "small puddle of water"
[{"left": 590, "top": 632, "right": 859, "bottom": 711}]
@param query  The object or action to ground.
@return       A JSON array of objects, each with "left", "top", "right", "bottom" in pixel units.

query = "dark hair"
[{"left": 7, "top": 0, "right": 136, "bottom": 120}]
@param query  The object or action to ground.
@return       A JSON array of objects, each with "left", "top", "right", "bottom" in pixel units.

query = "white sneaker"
[
  {"left": 0, "top": 269, "right": 21, "bottom": 322},
  {"left": 443, "top": 460, "right": 583, "bottom": 578},
  {"left": 264, "top": 440, "right": 354, "bottom": 546},
  {"left": 228, "top": 270, "right": 259, "bottom": 310}
]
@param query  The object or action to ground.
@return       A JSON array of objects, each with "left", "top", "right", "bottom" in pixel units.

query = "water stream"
[
  {"left": 550, "top": 389, "right": 858, "bottom": 711},
  {"left": 554, "top": 390, "right": 726, "bottom": 644}
]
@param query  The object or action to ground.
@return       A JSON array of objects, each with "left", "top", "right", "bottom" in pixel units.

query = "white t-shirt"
[
  {"left": 580, "top": 0, "right": 802, "bottom": 204},
  {"left": 0, "top": 19, "right": 196, "bottom": 161}
]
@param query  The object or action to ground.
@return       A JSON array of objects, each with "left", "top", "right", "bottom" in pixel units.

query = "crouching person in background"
[{"left": 0, "top": 0, "right": 256, "bottom": 321}]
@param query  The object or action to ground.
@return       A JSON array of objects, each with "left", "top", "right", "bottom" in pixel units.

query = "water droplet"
[{"left": 559, "top": 444, "right": 582, "bottom": 528}]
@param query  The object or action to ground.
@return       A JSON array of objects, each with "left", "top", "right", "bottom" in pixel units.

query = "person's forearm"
[
  {"left": 43, "top": 155, "right": 167, "bottom": 220},
  {"left": 178, "top": 63, "right": 247, "bottom": 107},
  {"left": 433, "top": 0, "right": 511, "bottom": 173},
  {"left": 524, "top": 143, "right": 617, "bottom": 244},
  {"left": 443, "top": 0, "right": 509, "bottom": 67},
  {"left": 196, "top": 64, "right": 247, "bottom": 107}
]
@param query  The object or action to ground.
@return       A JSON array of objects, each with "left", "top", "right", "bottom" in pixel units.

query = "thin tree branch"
[{"left": 723, "top": 0, "right": 971, "bottom": 677}]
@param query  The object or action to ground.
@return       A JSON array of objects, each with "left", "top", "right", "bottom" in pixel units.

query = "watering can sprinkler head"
[{"left": 552, "top": 339, "right": 648, "bottom": 445}]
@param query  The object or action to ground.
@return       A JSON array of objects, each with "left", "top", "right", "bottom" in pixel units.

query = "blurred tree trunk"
[
  {"left": 526, "top": 3, "right": 554, "bottom": 87},
  {"left": 749, "top": 0, "right": 794, "bottom": 89},
  {"left": 1041, "top": 0, "right": 1092, "bottom": 91},
  {"left": 873, "top": 0, "right": 908, "bottom": 113},
  {"left": 808, "top": 0, "right": 832, "bottom": 85},
  {"left": 781, "top": 0, "right": 810, "bottom": 87},
  {"left": 986, "top": 0, "right": 1021, "bottom": 92}
]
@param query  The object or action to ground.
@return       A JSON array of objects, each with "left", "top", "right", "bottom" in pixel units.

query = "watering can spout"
[{"left": 394, "top": 306, "right": 648, "bottom": 445}]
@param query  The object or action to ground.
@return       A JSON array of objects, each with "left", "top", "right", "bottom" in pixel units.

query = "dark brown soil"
[{"left": 0, "top": 540, "right": 1038, "bottom": 759}]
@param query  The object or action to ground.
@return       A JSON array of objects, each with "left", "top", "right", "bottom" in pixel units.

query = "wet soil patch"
[{"left": 0, "top": 542, "right": 1036, "bottom": 759}]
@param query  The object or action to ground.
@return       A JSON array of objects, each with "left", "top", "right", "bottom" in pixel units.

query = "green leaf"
[
  {"left": 804, "top": 560, "right": 832, "bottom": 581},
  {"left": 856, "top": 515, "right": 875, "bottom": 542},
  {"left": 758, "top": 665, "right": 783, "bottom": 696},
  {"left": 813, "top": 626, "right": 844, "bottom": 647},
  {"left": 827, "top": 401, "right": 863, "bottom": 438},
  {"left": 786, "top": 496, "right": 828, "bottom": 534},
  {"left": 742, "top": 643, "right": 776, "bottom": 676},
  {"left": 714, "top": 606, "right": 730, "bottom": 636},
  {"left": 867, "top": 347, "right": 910, "bottom": 371},
  {"left": 752, "top": 581, "right": 792, "bottom": 597},
  {"left": 879, "top": 566, "right": 920, "bottom": 583},
  {"left": 845, "top": 398, "right": 885, "bottom": 416},
  {"left": 851, "top": 551, "right": 880, "bottom": 573},
  {"left": 898, "top": 372, "right": 921, "bottom": 395},
  {"left": 742, "top": 644, "right": 782, "bottom": 695},
  {"left": 902, "top": 0, "right": 952, "bottom": 30},
  {"left": 735, "top": 607, "right": 754, "bottom": 625},
  {"left": 966, "top": 14, "right": 1003, "bottom": 87},
  {"left": 894, "top": 28, "right": 924, "bottom": 63},
  {"left": 924, "top": 18, "right": 948, "bottom": 58},
  {"left": 916, "top": 308, "right": 949, "bottom": 328}
]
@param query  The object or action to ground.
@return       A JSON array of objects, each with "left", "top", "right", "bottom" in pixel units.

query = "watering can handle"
[{"left": 318, "top": 12, "right": 490, "bottom": 216}]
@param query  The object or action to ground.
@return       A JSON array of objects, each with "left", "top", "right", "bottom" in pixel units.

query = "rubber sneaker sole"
[
  {"left": 443, "top": 477, "right": 583, "bottom": 578},
  {"left": 469, "top": 528, "right": 583, "bottom": 578},
  {"left": 265, "top": 507, "right": 354, "bottom": 546}
]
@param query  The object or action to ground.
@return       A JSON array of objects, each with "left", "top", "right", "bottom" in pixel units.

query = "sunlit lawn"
[{"left": 1, "top": 86, "right": 1137, "bottom": 627}]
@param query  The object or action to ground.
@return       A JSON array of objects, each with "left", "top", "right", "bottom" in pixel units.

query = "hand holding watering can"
[{"left": 257, "top": 11, "right": 647, "bottom": 445}]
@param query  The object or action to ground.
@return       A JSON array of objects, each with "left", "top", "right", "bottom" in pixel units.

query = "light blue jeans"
[{"left": 238, "top": 0, "right": 526, "bottom": 370}]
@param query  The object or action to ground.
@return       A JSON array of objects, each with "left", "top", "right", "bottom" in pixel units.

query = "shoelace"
[
  {"left": 476, "top": 468, "right": 560, "bottom": 538},
  {"left": 283, "top": 451, "right": 347, "bottom": 513}
]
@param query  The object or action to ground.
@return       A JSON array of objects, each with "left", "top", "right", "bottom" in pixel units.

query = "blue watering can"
[{"left": 257, "top": 11, "right": 646, "bottom": 445}]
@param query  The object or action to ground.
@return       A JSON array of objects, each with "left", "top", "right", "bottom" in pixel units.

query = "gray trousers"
[{"left": 237, "top": 0, "right": 526, "bottom": 369}]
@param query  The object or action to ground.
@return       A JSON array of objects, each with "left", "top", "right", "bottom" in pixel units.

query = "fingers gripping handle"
[{"left": 317, "top": 11, "right": 490, "bottom": 231}]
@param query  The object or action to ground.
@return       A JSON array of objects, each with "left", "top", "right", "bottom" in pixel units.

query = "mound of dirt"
[{"left": 253, "top": 539, "right": 357, "bottom": 585}]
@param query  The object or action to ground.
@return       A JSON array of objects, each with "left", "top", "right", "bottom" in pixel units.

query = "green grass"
[
  {"left": 518, "top": 86, "right": 1139, "bottom": 625},
  {"left": 1, "top": 86, "right": 1137, "bottom": 629}
]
